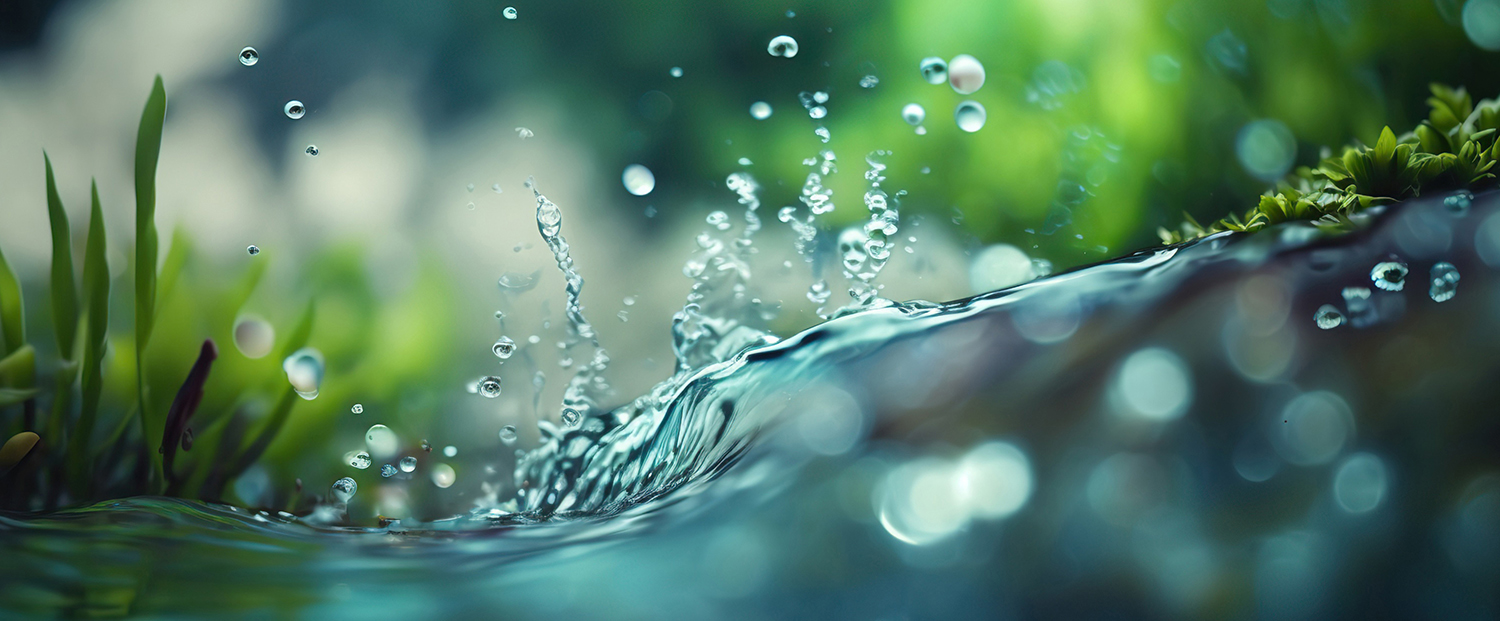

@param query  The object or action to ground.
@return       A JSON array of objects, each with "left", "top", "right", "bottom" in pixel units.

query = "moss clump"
[{"left": 1160, "top": 84, "right": 1499, "bottom": 244}]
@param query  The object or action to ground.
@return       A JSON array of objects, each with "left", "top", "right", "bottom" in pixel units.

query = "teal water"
[{"left": 4, "top": 191, "right": 1500, "bottom": 619}]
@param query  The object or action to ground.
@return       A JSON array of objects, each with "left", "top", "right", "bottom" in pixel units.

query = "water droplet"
[
  {"left": 284, "top": 100, "right": 305, "bottom": 120},
  {"left": 246, "top": 245, "right": 260, "bottom": 256},
  {"left": 814, "top": 126, "right": 830, "bottom": 142},
  {"left": 750, "top": 101, "right": 772, "bottom": 120},
  {"left": 617, "top": 310, "right": 629, "bottom": 322},
  {"left": 1430, "top": 262, "right": 1460, "bottom": 302},
  {"left": 919, "top": 57, "right": 948, "bottom": 84},
  {"left": 232, "top": 315, "right": 274, "bottom": 358},
  {"left": 365, "top": 424, "right": 398, "bottom": 457},
  {"left": 282, "top": 348, "right": 324, "bottom": 400},
  {"left": 1370, "top": 260, "right": 1409, "bottom": 291},
  {"left": 809, "top": 106, "right": 827, "bottom": 119},
  {"left": 478, "top": 376, "right": 502, "bottom": 398},
  {"left": 515, "top": 127, "right": 534, "bottom": 139},
  {"left": 914, "top": 126, "right": 926, "bottom": 135},
  {"left": 955, "top": 101, "right": 987, "bottom": 132},
  {"left": 305, "top": 145, "right": 318, "bottom": 157},
  {"left": 767, "top": 35, "right": 799, "bottom": 58},
  {"left": 623, "top": 295, "right": 636, "bottom": 306},
  {"left": 431, "top": 463, "right": 456, "bottom": 488},
  {"left": 442, "top": 445, "right": 457, "bottom": 457},
  {"left": 527, "top": 335, "right": 541, "bottom": 344},
  {"left": 901, "top": 103, "right": 925, "bottom": 126},
  {"left": 347, "top": 451, "right": 372, "bottom": 469},
  {"left": 561, "top": 408, "right": 582, "bottom": 428},
  {"left": 380, "top": 464, "right": 396, "bottom": 477},
  {"left": 421, "top": 439, "right": 432, "bottom": 452},
  {"left": 351, "top": 403, "right": 364, "bottom": 415},
  {"left": 948, "top": 54, "right": 986, "bottom": 94},
  {"left": 706, "top": 211, "right": 731, "bottom": 230},
  {"left": 492, "top": 183, "right": 503, "bottom": 194},
  {"left": 622, "top": 164, "right": 655, "bottom": 196},
  {"left": 737, "top": 157, "right": 753, "bottom": 166},
  {"left": 1314, "top": 304, "right": 1345, "bottom": 329},
  {"left": 503, "top": 6, "right": 518, "bottom": 19},
  {"left": 239, "top": 47, "right": 259, "bottom": 66},
  {"left": 859, "top": 74, "right": 879, "bottom": 88},
  {"left": 1445, "top": 190, "right": 1474, "bottom": 213},
  {"left": 465, "top": 183, "right": 475, "bottom": 193},
  {"left": 499, "top": 425, "right": 518, "bottom": 444},
  {"left": 399, "top": 456, "right": 417, "bottom": 473},
  {"left": 331, "top": 477, "right": 356, "bottom": 502},
  {"left": 813, "top": 91, "right": 828, "bottom": 103},
  {"left": 492, "top": 336, "right": 517, "bottom": 359},
  {"left": 669, "top": 66, "right": 683, "bottom": 78},
  {"left": 807, "top": 279, "right": 831, "bottom": 304}
]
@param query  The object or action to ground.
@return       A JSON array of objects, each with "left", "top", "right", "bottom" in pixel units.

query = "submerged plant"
[{"left": 1160, "top": 84, "right": 1500, "bottom": 243}]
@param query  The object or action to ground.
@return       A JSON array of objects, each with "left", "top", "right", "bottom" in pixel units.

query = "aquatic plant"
[{"left": 1160, "top": 84, "right": 1500, "bottom": 243}]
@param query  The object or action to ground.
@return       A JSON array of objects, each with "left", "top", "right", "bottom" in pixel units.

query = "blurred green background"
[{"left": 3, "top": 0, "right": 1500, "bottom": 516}]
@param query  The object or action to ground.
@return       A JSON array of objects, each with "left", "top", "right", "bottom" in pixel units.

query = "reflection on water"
[{"left": 6, "top": 190, "right": 1500, "bottom": 617}]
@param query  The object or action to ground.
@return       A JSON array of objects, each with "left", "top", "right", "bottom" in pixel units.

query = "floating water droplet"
[
  {"left": 282, "top": 348, "right": 324, "bottom": 400},
  {"left": 809, "top": 106, "right": 827, "bottom": 119},
  {"left": 239, "top": 47, "right": 259, "bottom": 66},
  {"left": 859, "top": 74, "right": 879, "bottom": 88},
  {"left": 901, "top": 103, "right": 925, "bottom": 126},
  {"left": 284, "top": 100, "right": 305, "bottom": 120},
  {"left": 1446, "top": 190, "right": 1474, "bottom": 213},
  {"left": 492, "top": 183, "right": 503, "bottom": 194},
  {"left": 706, "top": 211, "right": 731, "bottom": 230},
  {"left": 1314, "top": 304, "right": 1345, "bottom": 329},
  {"left": 955, "top": 101, "right": 987, "bottom": 132},
  {"left": 443, "top": 445, "right": 456, "bottom": 457},
  {"left": 807, "top": 279, "right": 832, "bottom": 304},
  {"left": 421, "top": 439, "right": 431, "bottom": 452},
  {"left": 767, "top": 35, "right": 799, "bottom": 58},
  {"left": 515, "top": 127, "right": 534, "bottom": 139},
  {"left": 246, "top": 245, "right": 260, "bottom": 256},
  {"left": 399, "top": 456, "right": 417, "bottom": 473},
  {"left": 749, "top": 101, "right": 772, "bottom": 120},
  {"left": 561, "top": 408, "right": 582, "bottom": 428},
  {"left": 503, "top": 6, "right": 517, "bottom": 19},
  {"left": 331, "top": 477, "right": 356, "bottom": 502},
  {"left": 351, "top": 403, "right": 364, "bottom": 415},
  {"left": 528, "top": 335, "right": 541, "bottom": 344},
  {"left": 499, "top": 425, "right": 518, "bottom": 444},
  {"left": 380, "top": 464, "right": 396, "bottom": 477},
  {"left": 347, "top": 451, "right": 372, "bottom": 469},
  {"left": 623, "top": 296, "right": 636, "bottom": 306},
  {"left": 305, "top": 145, "right": 318, "bottom": 157},
  {"left": 365, "top": 424, "right": 398, "bottom": 457},
  {"left": 232, "top": 315, "right": 274, "bottom": 358},
  {"left": 919, "top": 57, "right": 948, "bottom": 84},
  {"left": 431, "top": 463, "right": 456, "bottom": 488},
  {"left": 622, "top": 164, "right": 656, "bottom": 196},
  {"left": 1430, "top": 262, "right": 1460, "bottom": 302},
  {"left": 948, "top": 54, "right": 986, "bottom": 94},
  {"left": 478, "top": 376, "right": 502, "bottom": 398},
  {"left": 669, "top": 66, "right": 683, "bottom": 78},
  {"left": 492, "top": 336, "right": 517, "bottom": 359},
  {"left": 1370, "top": 260, "right": 1408, "bottom": 291},
  {"left": 813, "top": 91, "right": 828, "bottom": 103},
  {"left": 814, "top": 126, "right": 830, "bottom": 142}
]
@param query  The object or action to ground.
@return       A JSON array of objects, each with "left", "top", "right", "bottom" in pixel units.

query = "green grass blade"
[
  {"left": 133, "top": 75, "right": 166, "bottom": 486},
  {"left": 43, "top": 153, "right": 79, "bottom": 359},
  {"left": 156, "top": 227, "right": 191, "bottom": 306},
  {"left": 134, "top": 75, "right": 166, "bottom": 354},
  {"left": 0, "top": 245, "right": 23, "bottom": 357},
  {"left": 70, "top": 181, "right": 110, "bottom": 496}
]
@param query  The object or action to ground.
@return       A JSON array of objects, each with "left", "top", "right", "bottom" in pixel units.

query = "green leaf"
[
  {"left": 70, "top": 181, "right": 110, "bottom": 491},
  {"left": 44, "top": 153, "right": 80, "bottom": 359},
  {"left": 0, "top": 245, "right": 23, "bottom": 357},
  {"left": 0, "top": 344, "right": 37, "bottom": 390},
  {"left": 134, "top": 75, "right": 165, "bottom": 354},
  {"left": 0, "top": 387, "right": 39, "bottom": 407}
]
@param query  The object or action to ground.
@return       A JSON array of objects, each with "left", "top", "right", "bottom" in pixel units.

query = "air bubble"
[
  {"left": 1370, "top": 260, "right": 1408, "bottom": 291},
  {"left": 1314, "top": 305, "right": 1345, "bottom": 329},
  {"left": 499, "top": 425, "right": 518, "bottom": 444},
  {"left": 1430, "top": 262, "right": 1460, "bottom": 302},
  {"left": 901, "top": 103, "right": 925, "bottom": 126},
  {"left": 767, "top": 35, "right": 799, "bottom": 58},
  {"left": 955, "top": 101, "right": 987, "bottom": 132},
  {"left": 331, "top": 477, "right": 356, "bottom": 502},
  {"left": 492, "top": 336, "right": 517, "bottom": 359},
  {"left": 478, "top": 376, "right": 502, "bottom": 398},
  {"left": 239, "top": 47, "right": 259, "bottom": 66},
  {"left": 284, "top": 100, "right": 305, "bottom": 120},
  {"left": 919, "top": 57, "right": 948, "bottom": 84},
  {"left": 750, "top": 101, "right": 772, "bottom": 120}
]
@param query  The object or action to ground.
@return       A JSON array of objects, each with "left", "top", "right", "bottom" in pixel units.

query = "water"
[
  {"left": 492, "top": 336, "right": 516, "bottom": 359},
  {"left": 766, "top": 35, "right": 798, "bottom": 58},
  {"left": 901, "top": 103, "right": 925, "bottom": 125},
  {"left": 238, "top": 47, "right": 258, "bottom": 66},
  {"left": 399, "top": 457, "right": 417, "bottom": 473},
  {"left": 478, "top": 376, "right": 502, "bottom": 398},
  {"left": 284, "top": 100, "right": 305, "bottom": 120},
  {"left": 919, "top": 56, "right": 947, "bottom": 84},
  {"left": 955, "top": 101, "right": 986, "bottom": 132},
  {"left": 5, "top": 183, "right": 1499, "bottom": 616}
]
